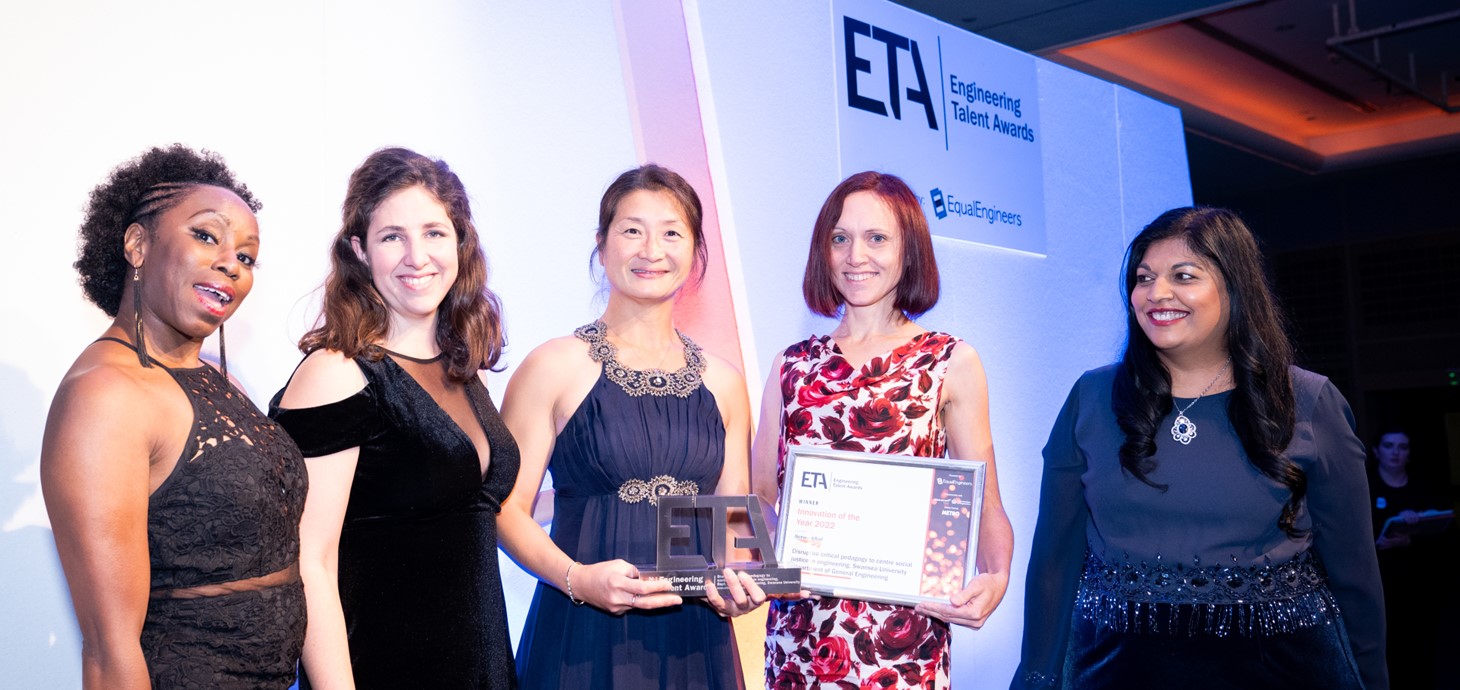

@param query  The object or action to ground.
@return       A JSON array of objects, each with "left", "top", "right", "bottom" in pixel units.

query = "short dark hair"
[
  {"left": 592, "top": 164, "right": 707, "bottom": 284},
  {"left": 1369, "top": 427, "right": 1412, "bottom": 459},
  {"left": 75, "top": 145, "right": 260, "bottom": 317},
  {"left": 802, "top": 171, "right": 939, "bottom": 318},
  {"left": 300, "top": 147, "right": 505, "bottom": 382}
]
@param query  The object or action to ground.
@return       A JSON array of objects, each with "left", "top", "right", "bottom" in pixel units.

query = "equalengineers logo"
[{"left": 929, "top": 187, "right": 1023, "bottom": 227}]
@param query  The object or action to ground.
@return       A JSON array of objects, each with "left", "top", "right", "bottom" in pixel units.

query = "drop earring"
[
  {"left": 217, "top": 322, "right": 228, "bottom": 380},
  {"left": 132, "top": 266, "right": 152, "bottom": 368}
]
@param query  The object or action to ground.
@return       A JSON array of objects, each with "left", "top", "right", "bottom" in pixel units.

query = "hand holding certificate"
[
  {"left": 774, "top": 445, "right": 986, "bottom": 607},
  {"left": 1378, "top": 508, "right": 1454, "bottom": 543}
]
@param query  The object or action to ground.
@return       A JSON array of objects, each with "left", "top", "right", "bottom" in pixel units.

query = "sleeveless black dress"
[
  {"left": 514, "top": 322, "right": 738, "bottom": 689},
  {"left": 98, "top": 339, "right": 308, "bottom": 689},
  {"left": 270, "top": 351, "right": 520, "bottom": 689}
]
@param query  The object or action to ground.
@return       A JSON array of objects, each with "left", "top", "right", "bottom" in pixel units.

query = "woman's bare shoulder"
[
  {"left": 45, "top": 343, "right": 181, "bottom": 463},
  {"left": 54, "top": 341, "right": 171, "bottom": 409},
  {"left": 276, "top": 349, "right": 367, "bottom": 409},
  {"left": 701, "top": 350, "right": 748, "bottom": 391},
  {"left": 506, "top": 335, "right": 599, "bottom": 393}
]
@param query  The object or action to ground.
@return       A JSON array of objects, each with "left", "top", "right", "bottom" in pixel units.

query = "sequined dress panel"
[
  {"left": 142, "top": 358, "right": 308, "bottom": 689},
  {"left": 514, "top": 322, "right": 737, "bottom": 689},
  {"left": 766, "top": 332, "right": 961, "bottom": 690}
]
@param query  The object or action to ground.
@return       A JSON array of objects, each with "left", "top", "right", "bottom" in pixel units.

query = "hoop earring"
[{"left": 132, "top": 266, "right": 152, "bottom": 368}]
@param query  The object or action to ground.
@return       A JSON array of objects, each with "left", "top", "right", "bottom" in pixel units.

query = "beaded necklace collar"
[{"left": 574, "top": 320, "right": 706, "bottom": 398}]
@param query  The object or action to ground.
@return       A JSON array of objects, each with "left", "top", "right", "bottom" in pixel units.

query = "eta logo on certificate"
[{"left": 800, "top": 471, "right": 829, "bottom": 489}]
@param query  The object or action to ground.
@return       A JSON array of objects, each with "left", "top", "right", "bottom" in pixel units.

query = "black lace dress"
[
  {"left": 105, "top": 339, "right": 309, "bottom": 689},
  {"left": 271, "top": 351, "right": 520, "bottom": 689}
]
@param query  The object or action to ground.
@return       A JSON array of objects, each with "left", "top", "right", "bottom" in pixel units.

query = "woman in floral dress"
[{"left": 751, "top": 171, "right": 1014, "bottom": 688}]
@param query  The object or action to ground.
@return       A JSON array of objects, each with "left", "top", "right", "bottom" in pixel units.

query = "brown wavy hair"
[{"left": 299, "top": 147, "right": 504, "bottom": 382}]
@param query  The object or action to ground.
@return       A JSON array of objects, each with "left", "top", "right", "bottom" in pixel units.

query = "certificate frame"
[
  {"left": 774, "top": 445, "right": 986, "bottom": 606},
  {"left": 1378, "top": 509, "right": 1454, "bottom": 541}
]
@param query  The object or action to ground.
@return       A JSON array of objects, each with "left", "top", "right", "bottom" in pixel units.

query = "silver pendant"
[{"left": 1171, "top": 414, "right": 1197, "bottom": 444}]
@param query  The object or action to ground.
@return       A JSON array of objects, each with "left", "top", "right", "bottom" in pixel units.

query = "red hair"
[{"left": 802, "top": 171, "right": 939, "bottom": 318}]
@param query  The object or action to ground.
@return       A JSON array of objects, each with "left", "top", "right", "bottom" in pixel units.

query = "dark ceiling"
[{"left": 889, "top": 0, "right": 1460, "bottom": 198}]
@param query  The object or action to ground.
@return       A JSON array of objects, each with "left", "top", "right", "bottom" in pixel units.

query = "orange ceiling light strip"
[{"left": 1056, "top": 24, "right": 1460, "bottom": 159}]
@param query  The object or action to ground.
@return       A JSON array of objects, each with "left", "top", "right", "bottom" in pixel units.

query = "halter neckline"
[{"left": 94, "top": 336, "right": 208, "bottom": 373}]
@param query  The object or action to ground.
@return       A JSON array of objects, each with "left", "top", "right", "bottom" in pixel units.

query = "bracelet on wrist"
[{"left": 565, "top": 561, "right": 585, "bottom": 606}]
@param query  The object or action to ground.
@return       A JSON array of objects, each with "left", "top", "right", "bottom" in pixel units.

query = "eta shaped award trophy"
[{"left": 636, "top": 495, "right": 802, "bottom": 596}]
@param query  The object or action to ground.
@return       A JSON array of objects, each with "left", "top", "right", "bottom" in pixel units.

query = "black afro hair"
[{"left": 75, "top": 144, "right": 260, "bottom": 317}]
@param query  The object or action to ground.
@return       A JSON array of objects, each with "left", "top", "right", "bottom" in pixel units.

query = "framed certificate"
[
  {"left": 774, "top": 445, "right": 985, "bottom": 606},
  {"left": 1378, "top": 509, "right": 1454, "bottom": 541}
]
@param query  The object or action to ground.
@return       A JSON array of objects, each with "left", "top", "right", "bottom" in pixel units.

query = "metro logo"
[{"left": 843, "top": 16, "right": 938, "bottom": 130}]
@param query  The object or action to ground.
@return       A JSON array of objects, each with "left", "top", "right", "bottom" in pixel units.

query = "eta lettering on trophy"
[{"left": 636, "top": 495, "right": 802, "bottom": 596}]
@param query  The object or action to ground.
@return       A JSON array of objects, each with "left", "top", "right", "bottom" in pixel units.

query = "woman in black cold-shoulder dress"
[{"left": 271, "top": 147, "right": 519, "bottom": 689}]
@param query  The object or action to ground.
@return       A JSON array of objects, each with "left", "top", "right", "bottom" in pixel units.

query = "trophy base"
[{"left": 637, "top": 565, "right": 802, "bottom": 597}]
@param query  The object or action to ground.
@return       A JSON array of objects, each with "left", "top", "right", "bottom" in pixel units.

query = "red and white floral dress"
[{"left": 765, "top": 332, "right": 961, "bottom": 690}]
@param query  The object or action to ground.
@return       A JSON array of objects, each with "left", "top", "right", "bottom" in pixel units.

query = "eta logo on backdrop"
[{"left": 843, "top": 16, "right": 938, "bottom": 130}]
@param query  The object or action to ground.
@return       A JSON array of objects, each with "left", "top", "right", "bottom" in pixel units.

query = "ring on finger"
[{"left": 631, "top": 593, "right": 639, "bottom": 606}]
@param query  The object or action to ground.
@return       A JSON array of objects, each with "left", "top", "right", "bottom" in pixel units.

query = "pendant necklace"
[{"left": 1170, "top": 358, "right": 1231, "bottom": 445}]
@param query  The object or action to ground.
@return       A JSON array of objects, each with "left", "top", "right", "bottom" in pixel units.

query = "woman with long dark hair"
[
  {"left": 42, "top": 145, "right": 306, "bottom": 688},
  {"left": 270, "top": 147, "right": 518, "bottom": 688},
  {"left": 1013, "top": 207, "right": 1386, "bottom": 689}
]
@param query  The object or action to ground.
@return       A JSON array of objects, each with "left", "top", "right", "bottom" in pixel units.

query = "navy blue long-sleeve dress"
[{"left": 1013, "top": 365, "right": 1386, "bottom": 690}]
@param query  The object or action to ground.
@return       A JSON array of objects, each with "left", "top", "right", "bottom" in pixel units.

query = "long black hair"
[{"left": 1113, "top": 207, "right": 1306, "bottom": 537}]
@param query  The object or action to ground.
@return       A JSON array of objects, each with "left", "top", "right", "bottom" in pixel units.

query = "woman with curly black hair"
[
  {"left": 40, "top": 145, "right": 307, "bottom": 688},
  {"left": 1013, "top": 207, "right": 1387, "bottom": 690}
]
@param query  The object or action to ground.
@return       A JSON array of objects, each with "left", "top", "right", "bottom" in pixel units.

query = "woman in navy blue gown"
[
  {"left": 498, "top": 164, "right": 766, "bottom": 688},
  {"left": 1013, "top": 207, "right": 1386, "bottom": 689}
]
